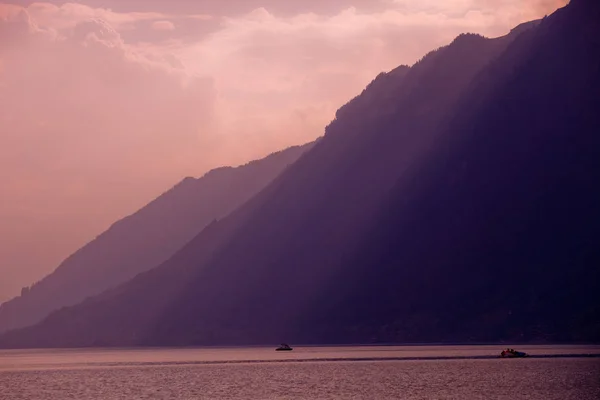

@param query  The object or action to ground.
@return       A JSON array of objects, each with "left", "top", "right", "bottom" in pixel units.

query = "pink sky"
[{"left": 0, "top": 0, "right": 568, "bottom": 301}]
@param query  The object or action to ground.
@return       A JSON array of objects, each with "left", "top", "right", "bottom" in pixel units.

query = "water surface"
[{"left": 2, "top": 345, "right": 599, "bottom": 399}]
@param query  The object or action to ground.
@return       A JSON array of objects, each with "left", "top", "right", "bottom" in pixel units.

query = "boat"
[
  {"left": 500, "top": 348, "right": 528, "bottom": 358},
  {"left": 276, "top": 343, "right": 293, "bottom": 351}
]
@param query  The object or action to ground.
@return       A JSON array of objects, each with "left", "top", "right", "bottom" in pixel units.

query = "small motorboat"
[
  {"left": 276, "top": 343, "right": 293, "bottom": 351},
  {"left": 500, "top": 348, "right": 527, "bottom": 358}
]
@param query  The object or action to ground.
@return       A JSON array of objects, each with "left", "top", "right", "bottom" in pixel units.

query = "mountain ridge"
[{"left": 0, "top": 142, "right": 313, "bottom": 334}]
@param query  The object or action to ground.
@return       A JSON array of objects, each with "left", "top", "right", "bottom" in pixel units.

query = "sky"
[{"left": 0, "top": 0, "right": 568, "bottom": 302}]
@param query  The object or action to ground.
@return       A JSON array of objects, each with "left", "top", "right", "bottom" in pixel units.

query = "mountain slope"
[
  {"left": 2, "top": 0, "right": 598, "bottom": 348},
  {"left": 0, "top": 143, "right": 312, "bottom": 333},
  {"left": 299, "top": 0, "right": 600, "bottom": 343}
]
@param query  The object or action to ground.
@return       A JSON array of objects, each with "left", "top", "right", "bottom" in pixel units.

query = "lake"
[{"left": 1, "top": 345, "right": 599, "bottom": 399}]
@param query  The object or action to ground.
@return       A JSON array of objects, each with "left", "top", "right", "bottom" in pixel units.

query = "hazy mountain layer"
[{"left": 0, "top": 143, "right": 312, "bottom": 333}]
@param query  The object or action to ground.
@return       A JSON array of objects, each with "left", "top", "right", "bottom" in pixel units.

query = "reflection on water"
[{"left": 1, "top": 345, "right": 599, "bottom": 399}]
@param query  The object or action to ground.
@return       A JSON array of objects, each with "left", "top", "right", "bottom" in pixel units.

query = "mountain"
[
  {"left": 302, "top": 0, "right": 600, "bottom": 343},
  {"left": 0, "top": 142, "right": 312, "bottom": 334},
  {"left": 1, "top": 0, "right": 598, "bottom": 348}
]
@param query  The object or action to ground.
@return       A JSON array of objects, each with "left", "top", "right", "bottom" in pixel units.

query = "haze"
[{"left": 0, "top": 0, "right": 567, "bottom": 302}]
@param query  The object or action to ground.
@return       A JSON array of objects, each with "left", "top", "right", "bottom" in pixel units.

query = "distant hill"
[
  {"left": 0, "top": 142, "right": 312, "bottom": 333},
  {"left": 1, "top": 0, "right": 598, "bottom": 348}
]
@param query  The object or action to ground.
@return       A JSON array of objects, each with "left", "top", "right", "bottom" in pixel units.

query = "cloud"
[
  {"left": 0, "top": 5, "right": 219, "bottom": 294},
  {"left": 25, "top": 2, "right": 165, "bottom": 30},
  {"left": 152, "top": 20, "right": 175, "bottom": 31},
  {"left": 172, "top": 0, "right": 567, "bottom": 157},
  {"left": 0, "top": 12, "right": 216, "bottom": 170},
  {"left": 15, "top": 2, "right": 211, "bottom": 32}
]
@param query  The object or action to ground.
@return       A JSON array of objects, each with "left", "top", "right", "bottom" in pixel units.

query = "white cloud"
[
  {"left": 152, "top": 20, "right": 175, "bottom": 31},
  {"left": 18, "top": 2, "right": 211, "bottom": 31},
  {"left": 26, "top": 2, "right": 165, "bottom": 30}
]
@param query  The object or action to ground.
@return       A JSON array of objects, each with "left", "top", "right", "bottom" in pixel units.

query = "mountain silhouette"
[
  {"left": 0, "top": 143, "right": 312, "bottom": 334},
  {"left": 301, "top": 0, "right": 600, "bottom": 343},
  {"left": 1, "top": 0, "right": 598, "bottom": 348}
]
